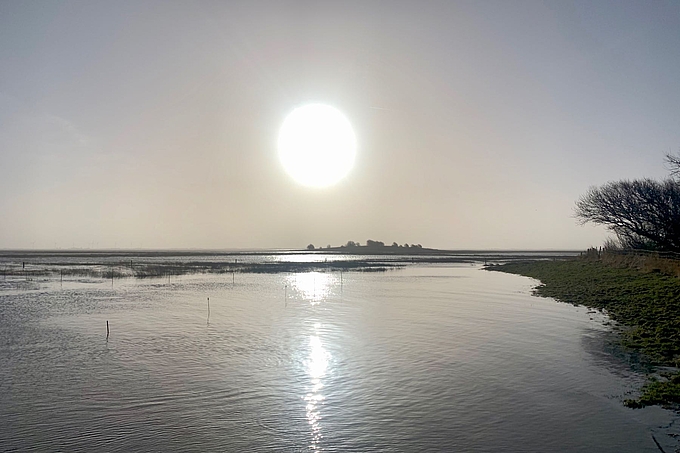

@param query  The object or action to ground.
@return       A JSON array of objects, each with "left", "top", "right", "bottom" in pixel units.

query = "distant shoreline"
[
  {"left": 0, "top": 248, "right": 581, "bottom": 258},
  {"left": 0, "top": 249, "right": 579, "bottom": 280}
]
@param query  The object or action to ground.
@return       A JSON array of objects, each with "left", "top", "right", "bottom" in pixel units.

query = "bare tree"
[
  {"left": 575, "top": 178, "right": 680, "bottom": 251},
  {"left": 666, "top": 152, "right": 680, "bottom": 180}
]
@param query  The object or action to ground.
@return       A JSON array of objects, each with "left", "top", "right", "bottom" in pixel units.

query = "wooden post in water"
[{"left": 106, "top": 320, "right": 110, "bottom": 339}]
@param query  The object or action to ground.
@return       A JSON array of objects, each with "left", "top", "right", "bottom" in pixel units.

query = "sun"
[{"left": 278, "top": 104, "right": 356, "bottom": 188}]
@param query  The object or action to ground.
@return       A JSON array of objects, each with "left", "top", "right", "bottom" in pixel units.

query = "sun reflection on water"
[
  {"left": 288, "top": 272, "right": 337, "bottom": 305},
  {"left": 288, "top": 272, "right": 337, "bottom": 449},
  {"left": 305, "top": 331, "right": 330, "bottom": 451}
]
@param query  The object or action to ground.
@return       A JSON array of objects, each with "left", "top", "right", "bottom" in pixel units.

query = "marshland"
[
  {"left": 488, "top": 249, "right": 680, "bottom": 411},
  {"left": 2, "top": 250, "right": 679, "bottom": 452},
  {"left": 4, "top": 1, "right": 680, "bottom": 451}
]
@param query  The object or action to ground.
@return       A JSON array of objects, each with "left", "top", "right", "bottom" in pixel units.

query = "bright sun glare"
[{"left": 278, "top": 104, "right": 356, "bottom": 188}]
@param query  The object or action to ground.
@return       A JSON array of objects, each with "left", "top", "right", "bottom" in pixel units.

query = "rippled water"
[{"left": 1, "top": 262, "right": 677, "bottom": 451}]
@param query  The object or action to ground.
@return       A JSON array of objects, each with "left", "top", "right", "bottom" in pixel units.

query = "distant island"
[{"left": 305, "top": 240, "right": 440, "bottom": 255}]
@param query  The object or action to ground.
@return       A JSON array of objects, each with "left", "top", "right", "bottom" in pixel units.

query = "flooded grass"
[
  {"left": 487, "top": 258, "right": 680, "bottom": 408},
  {"left": 0, "top": 260, "right": 404, "bottom": 280}
]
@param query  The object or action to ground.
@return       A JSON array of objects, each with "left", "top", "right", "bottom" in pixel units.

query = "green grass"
[
  {"left": 623, "top": 373, "right": 680, "bottom": 408},
  {"left": 487, "top": 259, "right": 680, "bottom": 408}
]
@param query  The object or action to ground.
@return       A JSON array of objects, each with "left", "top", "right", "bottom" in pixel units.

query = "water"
[{"left": 1, "top": 261, "right": 677, "bottom": 452}]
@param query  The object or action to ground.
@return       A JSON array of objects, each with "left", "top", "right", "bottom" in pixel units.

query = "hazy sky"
[{"left": 1, "top": 1, "right": 679, "bottom": 250}]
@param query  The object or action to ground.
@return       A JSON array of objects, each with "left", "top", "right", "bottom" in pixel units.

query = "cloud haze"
[{"left": 1, "top": 1, "right": 679, "bottom": 249}]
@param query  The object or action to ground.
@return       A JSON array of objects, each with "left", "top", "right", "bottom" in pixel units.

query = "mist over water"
[{"left": 1, "top": 259, "right": 676, "bottom": 452}]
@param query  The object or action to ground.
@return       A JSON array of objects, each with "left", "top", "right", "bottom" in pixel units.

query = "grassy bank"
[{"left": 487, "top": 258, "right": 680, "bottom": 408}]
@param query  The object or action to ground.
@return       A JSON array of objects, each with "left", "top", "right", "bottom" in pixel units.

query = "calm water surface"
[{"left": 1, "top": 262, "right": 677, "bottom": 451}]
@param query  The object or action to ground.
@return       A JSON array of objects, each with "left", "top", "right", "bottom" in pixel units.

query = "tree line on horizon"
[
  {"left": 306, "top": 240, "right": 424, "bottom": 251},
  {"left": 576, "top": 153, "right": 680, "bottom": 252}
]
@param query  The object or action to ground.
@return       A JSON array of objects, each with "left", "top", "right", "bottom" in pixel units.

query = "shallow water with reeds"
[{"left": 1, "top": 258, "right": 677, "bottom": 452}]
